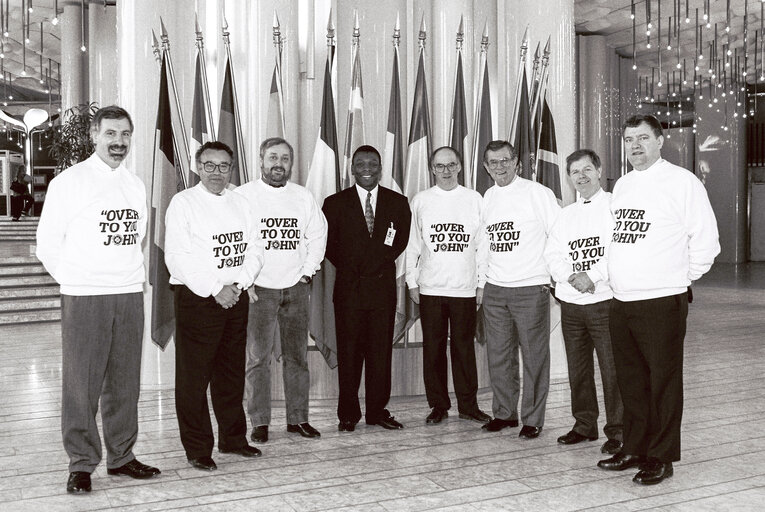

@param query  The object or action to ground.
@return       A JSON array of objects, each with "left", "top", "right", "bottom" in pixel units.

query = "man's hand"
[
  {"left": 247, "top": 286, "right": 259, "bottom": 303},
  {"left": 214, "top": 284, "right": 241, "bottom": 309},
  {"left": 568, "top": 272, "right": 595, "bottom": 294},
  {"left": 476, "top": 287, "right": 484, "bottom": 307},
  {"left": 299, "top": 275, "right": 312, "bottom": 284},
  {"left": 410, "top": 287, "right": 420, "bottom": 304}
]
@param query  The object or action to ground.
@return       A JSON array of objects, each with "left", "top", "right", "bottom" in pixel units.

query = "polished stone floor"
[{"left": 0, "top": 263, "right": 763, "bottom": 511}]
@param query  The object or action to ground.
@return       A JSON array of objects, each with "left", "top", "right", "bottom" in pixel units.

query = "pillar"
[
  {"left": 60, "top": 1, "right": 89, "bottom": 112},
  {"left": 88, "top": 1, "right": 118, "bottom": 107}
]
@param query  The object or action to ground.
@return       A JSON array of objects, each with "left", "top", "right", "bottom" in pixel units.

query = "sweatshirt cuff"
[{"left": 210, "top": 281, "right": 224, "bottom": 297}]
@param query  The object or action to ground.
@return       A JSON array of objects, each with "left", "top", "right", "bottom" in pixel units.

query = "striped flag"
[
  {"left": 149, "top": 54, "right": 185, "bottom": 350},
  {"left": 537, "top": 95, "right": 562, "bottom": 199},
  {"left": 403, "top": 48, "right": 432, "bottom": 201},
  {"left": 513, "top": 68, "right": 534, "bottom": 180},
  {"left": 472, "top": 47, "right": 494, "bottom": 195},
  {"left": 342, "top": 47, "right": 365, "bottom": 188},
  {"left": 382, "top": 44, "right": 403, "bottom": 193},
  {"left": 306, "top": 45, "right": 341, "bottom": 368},
  {"left": 218, "top": 59, "right": 241, "bottom": 186},
  {"left": 449, "top": 47, "right": 469, "bottom": 187},
  {"left": 267, "top": 53, "right": 286, "bottom": 139},
  {"left": 189, "top": 52, "right": 209, "bottom": 187}
]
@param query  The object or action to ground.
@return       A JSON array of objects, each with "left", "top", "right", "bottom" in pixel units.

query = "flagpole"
[
  {"left": 158, "top": 19, "right": 189, "bottom": 189},
  {"left": 508, "top": 26, "right": 529, "bottom": 142},
  {"left": 195, "top": 13, "right": 216, "bottom": 140},
  {"left": 222, "top": 14, "right": 249, "bottom": 182},
  {"left": 528, "top": 43, "right": 541, "bottom": 113},
  {"left": 450, "top": 15, "right": 469, "bottom": 186},
  {"left": 272, "top": 11, "right": 286, "bottom": 137},
  {"left": 531, "top": 37, "right": 551, "bottom": 131},
  {"left": 471, "top": 22, "right": 489, "bottom": 189}
]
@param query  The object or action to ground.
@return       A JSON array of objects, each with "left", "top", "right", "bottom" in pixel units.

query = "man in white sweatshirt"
[
  {"left": 235, "top": 137, "right": 327, "bottom": 444},
  {"left": 36, "top": 106, "right": 160, "bottom": 494},
  {"left": 165, "top": 141, "right": 265, "bottom": 472},
  {"left": 544, "top": 149, "right": 623, "bottom": 455},
  {"left": 406, "top": 146, "right": 491, "bottom": 426},
  {"left": 597, "top": 114, "right": 720, "bottom": 485},
  {"left": 477, "top": 140, "right": 560, "bottom": 438}
]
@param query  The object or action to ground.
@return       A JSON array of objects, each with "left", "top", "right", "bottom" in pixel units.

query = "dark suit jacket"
[{"left": 323, "top": 185, "right": 411, "bottom": 311}]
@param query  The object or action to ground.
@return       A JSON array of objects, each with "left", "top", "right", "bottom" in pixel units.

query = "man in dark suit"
[{"left": 323, "top": 145, "right": 411, "bottom": 432}]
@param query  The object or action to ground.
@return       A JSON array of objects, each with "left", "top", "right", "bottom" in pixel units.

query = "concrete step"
[
  {"left": 0, "top": 296, "right": 60, "bottom": 312},
  {"left": 0, "top": 274, "right": 57, "bottom": 287},
  {"left": 0, "top": 308, "right": 60, "bottom": 325},
  {"left": 0, "top": 255, "right": 41, "bottom": 265},
  {"left": 0, "top": 284, "right": 59, "bottom": 299},
  {"left": 0, "top": 264, "right": 47, "bottom": 276},
  {"left": 0, "top": 236, "right": 36, "bottom": 242}
]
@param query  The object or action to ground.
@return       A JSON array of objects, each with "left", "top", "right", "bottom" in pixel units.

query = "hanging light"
[
  {"left": 51, "top": 0, "right": 59, "bottom": 25},
  {"left": 80, "top": 0, "right": 86, "bottom": 52}
]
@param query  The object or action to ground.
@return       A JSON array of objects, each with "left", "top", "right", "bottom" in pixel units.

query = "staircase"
[{"left": 0, "top": 218, "right": 61, "bottom": 325}]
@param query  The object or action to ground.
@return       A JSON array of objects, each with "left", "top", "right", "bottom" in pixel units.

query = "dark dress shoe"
[
  {"left": 220, "top": 444, "right": 262, "bottom": 458},
  {"left": 107, "top": 459, "right": 161, "bottom": 479},
  {"left": 458, "top": 409, "right": 492, "bottom": 424},
  {"left": 597, "top": 452, "right": 644, "bottom": 471},
  {"left": 368, "top": 412, "right": 404, "bottom": 429},
  {"left": 633, "top": 460, "right": 673, "bottom": 485},
  {"left": 557, "top": 430, "right": 597, "bottom": 445},
  {"left": 188, "top": 456, "right": 217, "bottom": 471},
  {"left": 338, "top": 421, "right": 356, "bottom": 432},
  {"left": 251, "top": 425, "right": 268, "bottom": 443},
  {"left": 601, "top": 439, "right": 623, "bottom": 454},
  {"left": 288, "top": 422, "right": 321, "bottom": 438},
  {"left": 519, "top": 425, "right": 542, "bottom": 439},
  {"left": 426, "top": 408, "right": 448, "bottom": 424},
  {"left": 66, "top": 471, "right": 92, "bottom": 494},
  {"left": 482, "top": 417, "right": 519, "bottom": 432}
]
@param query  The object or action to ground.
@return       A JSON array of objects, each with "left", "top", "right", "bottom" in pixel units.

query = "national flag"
[
  {"left": 342, "top": 47, "right": 365, "bottom": 188},
  {"left": 306, "top": 45, "right": 341, "bottom": 368},
  {"left": 513, "top": 68, "right": 534, "bottom": 180},
  {"left": 472, "top": 47, "right": 494, "bottom": 195},
  {"left": 537, "top": 95, "right": 562, "bottom": 199},
  {"left": 382, "top": 44, "right": 403, "bottom": 193},
  {"left": 267, "top": 52, "right": 286, "bottom": 139},
  {"left": 149, "top": 55, "right": 185, "bottom": 350},
  {"left": 189, "top": 51, "right": 209, "bottom": 187},
  {"left": 403, "top": 49, "right": 432, "bottom": 201},
  {"left": 218, "top": 59, "right": 242, "bottom": 186},
  {"left": 449, "top": 48, "right": 469, "bottom": 187}
]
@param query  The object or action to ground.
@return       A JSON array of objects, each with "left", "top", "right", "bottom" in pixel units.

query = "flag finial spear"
[
  {"left": 195, "top": 13, "right": 204, "bottom": 47},
  {"left": 222, "top": 11, "right": 230, "bottom": 43},
  {"left": 352, "top": 9, "right": 360, "bottom": 45},
  {"left": 456, "top": 15, "right": 464, "bottom": 49},
  {"left": 273, "top": 11, "right": 282, "bottom": 49},
  {"left": 326, "top": 8, "right": 335, "bottom": 43},
  {"left": 418, "top": 12, "right": 426, "bottom": 47},
  {"left": 159, "top": 17, "right": 170, "bottom": 49},
  {"left": 393, "top": 12, "right": 401, "bottom": 47},
  {"left": 520, "top": 25, "right": 529, "bottom": 59},
  {"left": 151, "top": 29, "right": 160, "bottom": 62},
  {"left": 481, "top": 20, "right": 489, "bottom": 49}
]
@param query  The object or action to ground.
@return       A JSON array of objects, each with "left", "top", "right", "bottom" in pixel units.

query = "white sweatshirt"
[
  {"left": 234, "top": 180, "right": 327, "bottom": 289},
  {"left": 608, "top": 158, "right": 720, "bottom": 301},
  {"left": 478, "top": 177, "right": 560, "bottom": 288},
  {"left": 544, "top": 189, "right": 614, "bottom": 305},
  {"left": 406, "top": 185, "right": 482, "bottom": 297},
  {"left": 36, "top": 154, "right": 147, "bottom": 296},
  {"left": 165, "top": 183, "right": 264, "bottom": 298}
]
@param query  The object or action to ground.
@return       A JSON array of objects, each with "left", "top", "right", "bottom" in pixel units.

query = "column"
[
  {"left": 60, "top": 0, "right": 89, "bottom": 112},
  {"left": 88, "top": 1, "right": 118, "bottom": 107}
]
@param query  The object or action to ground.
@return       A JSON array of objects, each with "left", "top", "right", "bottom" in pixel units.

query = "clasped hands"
[
  {"left": 214, "top": 284, "right": 261, "bottom": 309},
  {"left": 568, "top": 272, "right": 595, "bottom": 294}
]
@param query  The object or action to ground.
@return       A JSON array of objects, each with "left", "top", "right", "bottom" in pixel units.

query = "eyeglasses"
[
  {"left": 486, "top": 158, "right": 516, "bottom": 170},
  {"left": 201, "top": 161, "right": 232, "bottom": 174},
  {"left": 433, "top": 162, "right": 459, "bottom": 172}
]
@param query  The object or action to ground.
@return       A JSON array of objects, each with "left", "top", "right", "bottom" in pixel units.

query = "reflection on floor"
[{"left": 0, "top": 263, "right": 763, "bottom": 511}]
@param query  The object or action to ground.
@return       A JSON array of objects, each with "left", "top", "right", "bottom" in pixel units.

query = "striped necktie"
[{"left": 365, "top": 191, "right": 374, "bottom": 236}]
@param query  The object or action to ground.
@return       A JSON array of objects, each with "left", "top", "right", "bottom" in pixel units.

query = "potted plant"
[{"left": 48, "top": 102, "right": 98, "bottom": 173}]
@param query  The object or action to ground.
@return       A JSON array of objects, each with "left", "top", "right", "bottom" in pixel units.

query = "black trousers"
[
  {"left": 419, "top": 294, "right": 479, "bottom": 413},
  {"left": 334, "top": 304, "right": 395, "bottom": 424},
  {"left": 609, "top": 293, "right": 688, "bottom": 462},
  {"left": 174, "top": 285, "right": 248, "bottom": 459}
]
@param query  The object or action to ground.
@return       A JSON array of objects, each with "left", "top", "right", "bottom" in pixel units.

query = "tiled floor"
[{"left": 0, "top": 263, "right": 763, "bottom": 511}]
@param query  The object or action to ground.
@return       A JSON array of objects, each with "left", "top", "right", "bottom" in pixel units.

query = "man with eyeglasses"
[
  {"left": 477, "top": 140, "right": 560, "bottom": 438},
  {"left": 165, "top": 141, "right": 265, "bottom": 471},
  {"left": 234, "top": 137, "right": 327, "bottom": 444},
  {"left": 406, "top": 146, "right": 490, "bottom": 426},
  {"left": 323, "top": 145, "right": 411, "bottom": 432}
]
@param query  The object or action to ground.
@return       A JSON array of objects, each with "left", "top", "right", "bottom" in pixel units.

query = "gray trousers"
[
  {"left": 245, "top": 282, "right": 310, "bottom": 426},
  {"left": 60, "top": 293, "right": 143, "bottom": 473},
  {"left": 482, "top": 283, "right": 550, "bottom": 427}
]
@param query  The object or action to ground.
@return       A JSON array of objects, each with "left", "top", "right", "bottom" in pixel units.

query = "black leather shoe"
[
  {"left": 597, "top": 452, "right": 644, "bottom": 471},
  {"left": 251, "top": 425, "right": 268, "bottom": 443},
  {"left": 633, "top": 460, "right": 673, "bottom": 485},
  {"left": 482, "top": 417, "right": 519, "bottom": 432},
  {"left": 557, "top": 430, "right": 597, "bottom": 445},
  {"left": 220, "top": 444, "right": 262, "bottom": 458},
  {"left": 519, "top": 425, "right": 542, "bottom": 439},
  {"left": 188, "top": 456, "right": 217, "bottom": 471},
  {"left": 66, "top": 471, "right": 92, "bottom": 493},
  {"left": 601, "top": 439, "right": 623, "bottom": 454},
  {"left": 106, "top": 459, "right": 161, "bottom": 479},
  {"left": 287, "top": 422, "right": 321, "bottom": 438},
  {"left": 338, "top": 421, "right": 356, "bottom": 432},
  {"left": 458, "top": 409, "right": 492, "bottom": 424},
  {"left": 368, "top": 412, "right": 404, "bottom": 429},
  {"left": 426, "top": 408, "right": 448, "bottom": 424}
]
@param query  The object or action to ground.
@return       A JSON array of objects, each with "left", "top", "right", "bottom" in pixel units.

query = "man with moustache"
[
  {"left": 235, "top": 137, "right": 327, "bottom": 443},
  {"left": 165, "top": 141, "right": 264, "bottom": 471},
  {"left": 323, "top": 145, "right": 411, "bottom": 431},
  {"left": 36, "top": 106, "right": 161, "bottom": 494},
  {"left": 477, "top": 140, "right": 560, "bottom": 438},
  {"left": 406, "top": 146, "right": 490, "bottom": 426},
  {"left": 544, "top": 149, "right": 623, "bottom": 455},
  {"left": 597, "top": 115, "right": 719, "bottom": 484}
]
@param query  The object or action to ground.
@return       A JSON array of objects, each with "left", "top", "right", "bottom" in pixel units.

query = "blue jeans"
[{"left": 245, "top": 282, "right": 310, "bottom": 426}]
